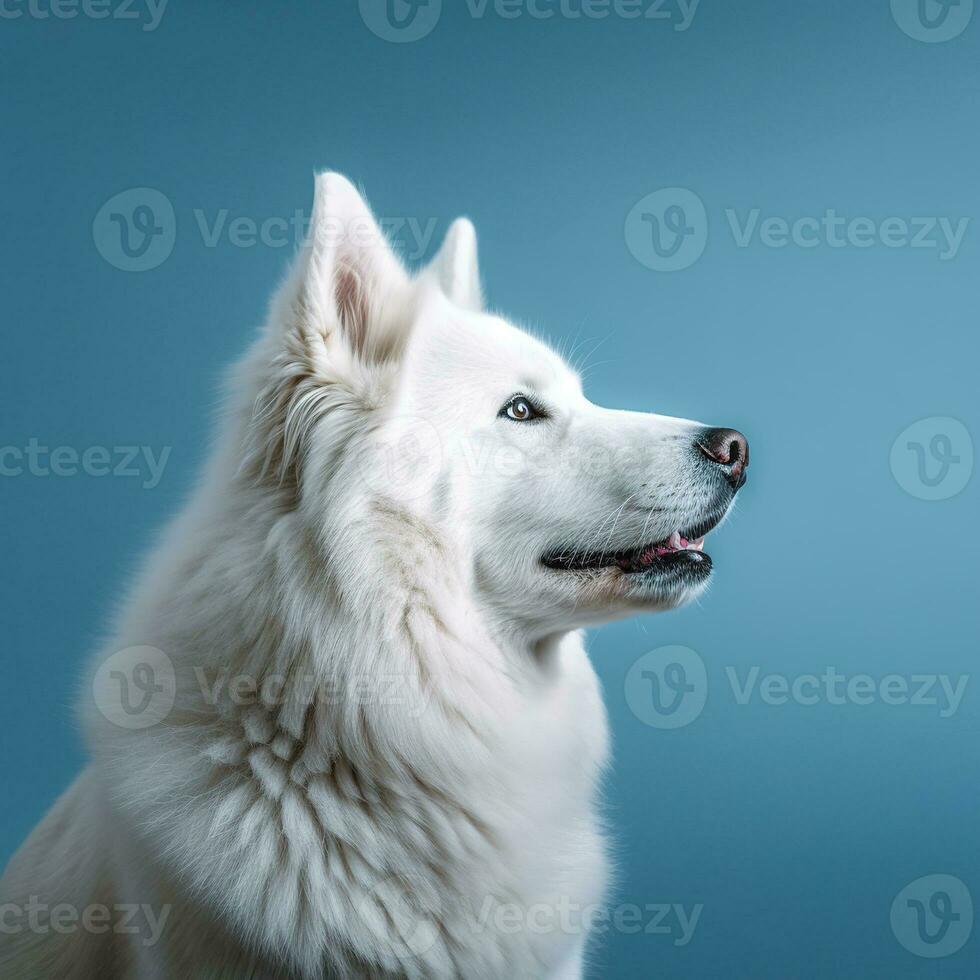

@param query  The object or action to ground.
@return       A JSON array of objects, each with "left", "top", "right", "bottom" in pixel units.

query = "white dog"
[{"left": 0, "top": 174, "right": 749, "bottom": 979}]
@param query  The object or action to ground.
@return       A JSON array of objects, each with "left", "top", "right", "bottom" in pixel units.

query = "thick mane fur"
[{"left": 1, "top": 175, "right": 615, "bottom": 980}]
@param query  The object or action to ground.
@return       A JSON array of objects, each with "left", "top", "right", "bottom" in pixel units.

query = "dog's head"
[{"left": 245, "top": 174, "right": 748, "bottom": 637}]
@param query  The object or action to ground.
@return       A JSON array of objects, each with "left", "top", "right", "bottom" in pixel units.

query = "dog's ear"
[
  {"left": 426, "top": 217, "right": 482, "bottom": 311},
  {"left": 295, "top": 172, "right": 411, "bottom": 364}
]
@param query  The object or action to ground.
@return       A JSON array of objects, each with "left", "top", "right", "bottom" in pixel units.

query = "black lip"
[
  {"left": 645, "top": 549, "right": 713, "bottom": 577},
  {"left": 679, "top": 509, "right": 728, "bottom": 544},
  {"left": 542, "top": 506, "right": 728, "bottom": 575}
]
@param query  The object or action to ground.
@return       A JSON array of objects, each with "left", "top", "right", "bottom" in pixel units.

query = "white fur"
[{"left": 1, "top": 174, "right": 731, "bottom": 979}]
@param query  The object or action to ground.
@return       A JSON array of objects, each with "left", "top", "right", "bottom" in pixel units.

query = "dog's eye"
[{"left": 499, "top": 396, "right": 543, "bottom": 422}]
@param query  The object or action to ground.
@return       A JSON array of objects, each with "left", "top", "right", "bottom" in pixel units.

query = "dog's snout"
[{"left": 696, "top": 427, "right": 750, "bottom": 491}]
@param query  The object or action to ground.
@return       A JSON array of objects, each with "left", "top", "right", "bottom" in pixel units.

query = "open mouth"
[{"left": 542, "top": 513, "right": 724, "bottom": 576}]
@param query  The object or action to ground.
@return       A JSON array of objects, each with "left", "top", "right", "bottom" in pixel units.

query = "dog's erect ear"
[
  {"left": 296, "top": 172, "right": 410, "bottom": 363},
  {"left": 426, "top": 217, "right": 482, "bottom": 311}
]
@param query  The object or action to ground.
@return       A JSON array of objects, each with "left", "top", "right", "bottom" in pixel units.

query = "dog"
[{"left": 0, "top": 173, "right": 749, "bottom": 979}]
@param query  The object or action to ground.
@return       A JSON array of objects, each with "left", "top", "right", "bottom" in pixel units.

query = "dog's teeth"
[
  {"left": 669, "top": 531, "right": 682, "bottom": 550},
  {"left": 691, "top": 537, "right": 705, "bottom": 551}
]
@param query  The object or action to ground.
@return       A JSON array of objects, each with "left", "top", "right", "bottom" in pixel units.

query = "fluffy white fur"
[{"left": 1, "top": 174, "right": 734, "bottom": 979}]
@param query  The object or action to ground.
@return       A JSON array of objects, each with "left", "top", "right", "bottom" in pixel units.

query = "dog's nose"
[{"left": 697, "top": 427, "right": 750, "bottom": 491}]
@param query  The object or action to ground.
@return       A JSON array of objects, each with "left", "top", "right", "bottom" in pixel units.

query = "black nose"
[{"left": 697, "top": 427, "right": 750, "bottom": 491}]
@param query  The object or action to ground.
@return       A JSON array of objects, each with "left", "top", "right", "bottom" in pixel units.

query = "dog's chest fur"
[{"left": 89, "top": 492, "right": 611, "bottom": 979}]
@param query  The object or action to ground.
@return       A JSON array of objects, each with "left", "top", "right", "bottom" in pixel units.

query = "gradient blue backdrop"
[{"left": 2, "top": 1, "right": 978, "bottom": 977}]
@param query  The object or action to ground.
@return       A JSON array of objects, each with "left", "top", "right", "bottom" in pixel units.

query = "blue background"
[{"left": 2, "top": 1, "right": 978, "bottom": 976}]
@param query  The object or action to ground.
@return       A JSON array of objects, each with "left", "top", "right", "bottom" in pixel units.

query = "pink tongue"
[
  {"left": 637, "top": 534, "right": 706, "bottom": 565},
  {"left": 657, "top": 534, "right": 701, "bottom": 556}
]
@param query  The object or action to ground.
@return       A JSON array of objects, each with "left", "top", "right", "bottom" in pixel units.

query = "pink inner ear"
[{"left": 334, "top": 263, "right": 370, "bottom": 356}]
